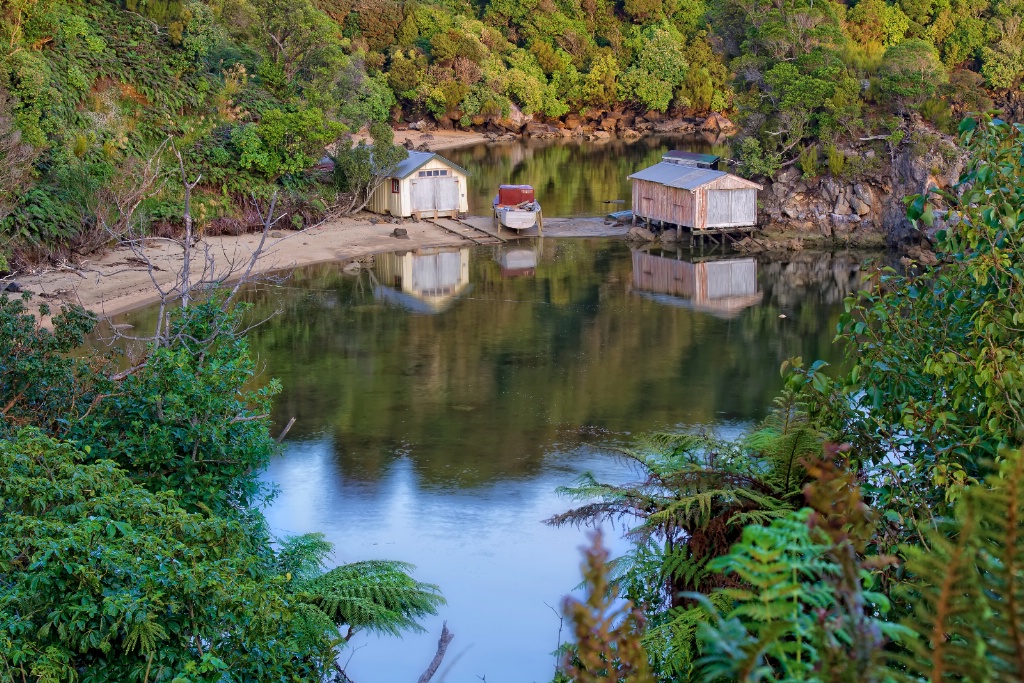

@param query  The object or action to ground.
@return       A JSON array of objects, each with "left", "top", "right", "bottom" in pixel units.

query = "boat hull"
[{"left": 493, "top": 202, "right": 541, "bottom": 231}]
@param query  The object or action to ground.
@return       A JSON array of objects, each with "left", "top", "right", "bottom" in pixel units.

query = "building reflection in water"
[
  {"left": 497, "top": 248, "right": 537, "bottom": 278},
  {"left": 373, "top": 247, "right": 471, "bottom": 314},
  {"left": 631, "top": 248, "right": 763, "bottom": 318}
]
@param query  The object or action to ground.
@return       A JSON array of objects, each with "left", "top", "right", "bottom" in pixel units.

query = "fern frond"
[
  {"left": 979, "top": 450, "right": 1024, "bottom": 681},
  {"left": 895, "top": 510, "right": 984, "bottom": 682},
  {"left": 643, "top": 593, "right": 732, "bottom": 680},
  {"left": 301, "top": 560, "right": 445, "bottom": 637},
  {"left": 276, "top": 532, "right": 334, "bottom": 584},
  {"left": 122, "top": 611, "right": 168, "bottom": 654}
]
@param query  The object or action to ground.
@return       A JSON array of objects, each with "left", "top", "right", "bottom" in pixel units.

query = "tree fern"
[
  {"left": 897, "top": 448, "right": 1024, "bottom": 682},
  {"left": 745, "top": 386, "right": 824, "bottom": 497},
  {"left": 300, "top": 560, "right": 445, "bottom": 638}
]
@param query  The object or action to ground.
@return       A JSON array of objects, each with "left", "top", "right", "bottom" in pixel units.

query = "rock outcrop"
[{"left": 756, "top": 124, "right": 965, "bottom": 248}]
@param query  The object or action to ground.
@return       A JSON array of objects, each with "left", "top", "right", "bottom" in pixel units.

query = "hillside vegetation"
[{"left": 1, "top": 0, "right": 1022, "bottom": 263}]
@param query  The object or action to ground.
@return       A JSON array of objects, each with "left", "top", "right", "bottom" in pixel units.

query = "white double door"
[{"left": 411, "top": 176, "right": 459, "bottom": 214}]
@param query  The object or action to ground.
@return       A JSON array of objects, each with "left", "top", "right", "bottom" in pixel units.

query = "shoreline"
[
  {"left": 15, "top": 132, "right": 497, "bottom": 321},
  {"left": 17, "top": 215, "right": 622, "bottom": 321}
]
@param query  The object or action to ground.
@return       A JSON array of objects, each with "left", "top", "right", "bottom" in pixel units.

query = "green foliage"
[
  {"left": 300, "top": 560, "right": 445, "bottom": 637},
  {"left": 737, "top": 137, "right": 782, "bottom": 179},
  {"left": 331, "top": 120, "right": 408, "bottom": 213},
  {"left": 0, "top": 288, "right": 449, "bottom": 680},
  {"left": 561, "top": 532, "right": 655, "bottom": 683},
  {"left": 837, "top": 115, "right": 1024, "bottom": 518},
  {"left": 895, "top": 448, "right": 1024, "bottom": 682},
  {"left": 980, "top": 10, "right": 1024, "bottom": 89},
  {"left": 847, "top": 0, "right": 911, "bottom": 47},
  {"left": 618, "top": 25, "right": 689, "bottom": 112},
  {"left": 551, "top": 374, "right": 825, "bottom": 675},
  {"left": 826, "top": 143, "right": 847, "bottom": 176},
  {"left": 878, "top": 39, "right": 947, "bottom": 109},
  {"left": 233, "top": 107, "right": 346, "bottom": 179},
  {"left": 0, "top": 430, "right": 332, "bottom": 682},
  {"left": 797, "top": 144, "right": 819, "bottom": 178}
]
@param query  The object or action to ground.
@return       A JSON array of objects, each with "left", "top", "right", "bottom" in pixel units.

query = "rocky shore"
[{"left": 399, "top": 104, "right": 736, "bottom": 145}]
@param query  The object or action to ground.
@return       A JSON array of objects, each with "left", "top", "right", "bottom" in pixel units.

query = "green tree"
[
  {"left": 232, "top": 107, "right": 345, "bottom": 180},
  {"left": 0, "top": 431, "right": 334, "bottom": 682},
  {"left": 877, "top": 39, "right": 946, "bottom": 109},
  {"left": 846, "top": 0, "right": 910, "bottom": 47},
  {"left": 836, "top": 115, "right": 1024, "bottom": 522},
  {"left": 980, "top": 14, "right": 1024, "bottom": 89},
  {"left": 331, "top": 120, "right": 408, "bottom": 214},
  {"left": 618, "top": 25, "right": 689, "bottom": 112}
]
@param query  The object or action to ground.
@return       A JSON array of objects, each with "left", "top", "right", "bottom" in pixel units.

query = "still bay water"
[
  {"left": 443, "top": 134, "right": 729, "bottom": 217},
  {"left": 103, "top": 238, "right": 873, "bottom": 680},
  {"left": 97, "top": 137, "right": 876, "bottom": 681},
  {"left": 248, "top": 241, "right": 868, "bottom": 681}
]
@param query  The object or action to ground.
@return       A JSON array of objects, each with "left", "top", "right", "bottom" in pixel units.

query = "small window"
[
  {"left": 391, "top": 179, "right": 399, "bottom": 193},
  {"left": 438, "top": 169, "right": 448, "bottom": 176},
  {"left": 418, "top": 171, "right": 427, "bottom": 177}
]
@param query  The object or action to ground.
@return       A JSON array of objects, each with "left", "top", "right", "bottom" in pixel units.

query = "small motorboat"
[{"left": 493, "top": 184, "right": 543, "bottom": 233}]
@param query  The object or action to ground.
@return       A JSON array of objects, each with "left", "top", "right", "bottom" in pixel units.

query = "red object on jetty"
[{"left": 497, "top": 185, "right": 535, "bottom": 206}]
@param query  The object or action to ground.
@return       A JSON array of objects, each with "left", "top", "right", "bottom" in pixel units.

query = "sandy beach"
[
  {"left": 17, "top": 212, "right": 621, "bottom": 321},
  {"left": 353, "top": 128, "right": 491, "bottom": 151}
]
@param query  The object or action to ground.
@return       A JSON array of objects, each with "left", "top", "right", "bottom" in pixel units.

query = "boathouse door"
[
  {"left": 707, "top": 189, "right": 757, "bottom": 227},
  {"left": 411, "top": 169, "right": 460, "bottom": 215}
]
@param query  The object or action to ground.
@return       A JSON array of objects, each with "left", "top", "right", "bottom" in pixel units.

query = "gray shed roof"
[
  {"left": 628, "top": 163, "right": 760, "bottom": 190},
  {"left": 392, "top": 150, "right": 470, "bottom": 179}
]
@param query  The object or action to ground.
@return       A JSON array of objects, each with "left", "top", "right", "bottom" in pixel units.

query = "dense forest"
[{"left": 1, "top": 0, "right": 1022, "bottom": 264}]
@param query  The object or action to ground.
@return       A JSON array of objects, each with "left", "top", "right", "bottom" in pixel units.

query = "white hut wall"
[
  {"left": 375, "top": 251, "right": 414, "bottom": 288},
  {"left": 407, "top": 158, "right": 469, "bottom": 217},
  {"left": 703, "top": 259, "right": 758, "bottom": 299},
  {"left": 631, "top": 180, "right": 696, "bottom": 227},
  {"left": 697, "top": 176, "right": 760, "bottom": 229},
  {"left": 367, "top": 179, "right": 392, "bottom": 215}
]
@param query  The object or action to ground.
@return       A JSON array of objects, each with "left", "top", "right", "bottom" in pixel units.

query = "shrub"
[
  {"left": 798, "top": 144, "right": 819, "bottom": 178},
  {"left": 826, "top": 143, "right": 847, "bottom": 176}
]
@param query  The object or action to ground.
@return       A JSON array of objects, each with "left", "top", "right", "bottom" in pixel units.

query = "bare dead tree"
[
  {"left": 84, "top": 139, "right": 169, "bottom": 255},
  {"left": 333, "top": 624, "right": 455, "bottom": 683}
]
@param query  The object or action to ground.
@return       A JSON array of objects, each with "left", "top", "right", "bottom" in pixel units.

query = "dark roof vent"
[{"left": 662, "top": 151, "right": 721, "bottom": 168}]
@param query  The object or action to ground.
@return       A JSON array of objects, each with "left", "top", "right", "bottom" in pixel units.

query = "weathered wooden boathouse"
[
  {"left": 367, "top": 150, "right": 470, "bottom": 219},
  {"left": 628, "top": 155, "right": 762, "bottom": 244}
]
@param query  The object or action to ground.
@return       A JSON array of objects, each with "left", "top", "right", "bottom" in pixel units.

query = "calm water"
[
  {"left": 95, "top": 133, "right": 877, "bottom": 680},
  {"left": 104, "top": 237, "right": 873, "bottom": 682},
  {"left": 444, "top": 135, "right": 729, "bottom": 217}
]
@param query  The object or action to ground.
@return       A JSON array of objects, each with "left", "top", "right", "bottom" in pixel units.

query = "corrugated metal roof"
[
  {"left": 665, "top": 168, "right": 729, "bottom": 190},
  {"left": 629, "top": 162, "right": 762, "bottom": 190},
  {"left": 392, "top": 150, "right": 471, "bottom": 179},
  {"left": 628, "top": 162, "right": 727, "bottom": 188}
]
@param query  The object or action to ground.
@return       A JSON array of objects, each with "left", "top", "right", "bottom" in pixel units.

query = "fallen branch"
[
  {"left": 418, "top": 622, "right": 454, "bottom": 683},
  {"left": 276, "top": 416, "right": 296, "bottom": 443}
]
